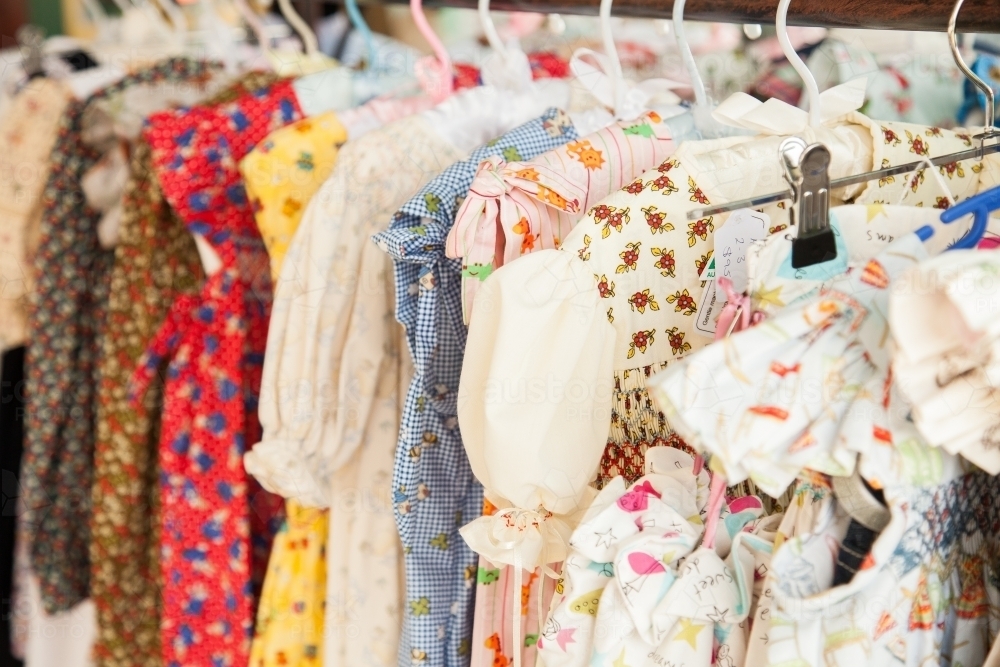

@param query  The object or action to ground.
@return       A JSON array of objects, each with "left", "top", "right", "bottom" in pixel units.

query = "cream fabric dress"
[{"left": 0, "top": 78, "right": 72, "bottom": 350}]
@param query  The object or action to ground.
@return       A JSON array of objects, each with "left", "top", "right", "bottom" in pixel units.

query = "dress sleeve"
[
  {"left": 244, "top": 178, "right": 339, "bottom": 507},
  {"left": 458, "top": 248, "right": 616, "bottom": 569},
  {"left": 890, "top": 251, "right": 1000, "bottom": 475}
]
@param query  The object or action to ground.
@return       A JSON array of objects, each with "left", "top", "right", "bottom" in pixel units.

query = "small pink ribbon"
[
  {"left": 714, "top": 276, "right": 758, "bottom": 341},
  {"left": 700, "top": 471, "right": 728, "bottom": 551}
]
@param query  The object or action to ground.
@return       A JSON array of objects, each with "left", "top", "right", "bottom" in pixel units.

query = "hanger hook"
[
  {"left": 776, "top": 0, "right": 820, "bottom": 127},
  {"left": 671, "top": 0, "right": 707, "bottom": 109},
  {"left": 478, "top": 0, "right": 507, "bottom": 58},
  {"left": 948, "top": 0, "right": 996, "bottom": 133},
  {"left": 600, "top": 0, "right": 623, "bottom": 115},
  {"left": 411, "top": 0, "right": 454, "bottom": 99},
  {"left": 234, "top": 0, "right": 270, "bottom": 50},
  {"left": 276, "top": 0, "right": 319, "bottom": 56},
  {"left": 342, "top": 0, "right": 377, "bottom": 69}
]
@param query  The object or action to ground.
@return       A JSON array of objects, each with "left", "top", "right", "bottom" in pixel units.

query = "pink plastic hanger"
[{"left": 411, "top": 0, "right": 454, "bottom": 101}]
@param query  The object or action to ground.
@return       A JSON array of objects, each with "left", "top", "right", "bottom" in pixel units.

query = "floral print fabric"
[
  {"left": 21, "top": 58, "right": 223, "bottom": 614},
  {"left": 563, "top": 115, "right": 1000, "bottom": 488},
  {"left": 240, "top": 112, "right": 348, "bottom": 280},
  {"left": 0, "top": 77, "right": 72, "bottom": 350},
  {"left": 132, "top": 75, "right": 304, "bottom": 667},
  {"left": 91, "top": 72, "right": 275, "bottom": 667},
  {"left": 249, "top": 504, "right": 327, "bottom": 667},
  {"left": 372, "top": 108, "right": 578, "bottom": 667},
  {"left": 243, "top": 112, "right": 347, "bottom": 667},
  {"left": 446, "top": 111, "right": 675, "bottom": 323},
  {"left": 251, "top": 115, "right": 464, "bottom": 667},
  {"left": 91, "top": 138, "right": 205, "bottom": 667}
]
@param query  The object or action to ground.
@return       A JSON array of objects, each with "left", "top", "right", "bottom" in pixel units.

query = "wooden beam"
[{"left": 364, "top": 0, "right": 1000, "bottom": 32}]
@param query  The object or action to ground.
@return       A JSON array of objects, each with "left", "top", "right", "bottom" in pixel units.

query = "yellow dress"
[{"left": 242, "top": 112, "right": 348, "bottom": 667}]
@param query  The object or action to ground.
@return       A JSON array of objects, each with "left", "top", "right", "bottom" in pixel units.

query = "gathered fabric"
[{"left": 890, "top": 250, "right": 1000, "bottom": 474}]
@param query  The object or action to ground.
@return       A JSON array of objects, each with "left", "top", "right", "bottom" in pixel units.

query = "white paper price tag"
[{"left": 714, "top": 209, "right": 770, "bottom": 293}]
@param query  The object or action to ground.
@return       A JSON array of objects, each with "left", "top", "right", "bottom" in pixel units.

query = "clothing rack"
[{"left": 346, "top": 0, "right": 1000, "bottom": 33}]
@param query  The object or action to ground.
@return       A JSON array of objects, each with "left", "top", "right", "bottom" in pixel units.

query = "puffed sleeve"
[
  {"left": 243, "top": 188, "right": 333, "bottom": 507},
  {"left": 891, "top": 250, "right": 1000, "bottom": 474},
  {"left": 458, "top": 248, "right": 616, "bottom": 570}
]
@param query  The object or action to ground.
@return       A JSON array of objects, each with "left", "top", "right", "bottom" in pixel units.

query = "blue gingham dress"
[{"left": 372, "top": 108, "right": 578, "bottom": 667}]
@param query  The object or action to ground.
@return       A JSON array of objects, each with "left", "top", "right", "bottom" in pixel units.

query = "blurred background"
[{"left": 3, "top": 0, "right": 999, "bottom": 129}]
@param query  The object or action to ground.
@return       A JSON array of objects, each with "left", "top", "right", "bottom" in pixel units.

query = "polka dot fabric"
[{"left": 130, "top": 77, "right": 303, "bottom": 667}]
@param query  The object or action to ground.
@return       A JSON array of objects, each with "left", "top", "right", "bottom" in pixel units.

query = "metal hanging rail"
[{"left": 363, "top": 0, "right": 1000, "bottom": 32}]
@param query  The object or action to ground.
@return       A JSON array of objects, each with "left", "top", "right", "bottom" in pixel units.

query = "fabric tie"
[
  {"left": 570, "top": 49, "right": 686, "bottom": 121},
  {"left": 465, "top": 505, "right": 567, "bottom": 667},
  {"left": 127, "top": 291, "right": 202, "bottom": 404},
  {"left": 450, "top": 156, "right": 586, "bottom": 265},
  {"left": 449, "top": 156, "right": 587, "bottom": 322},
  {"left": 712, "top": 77, "right": 868, "bottom": 135},
  {"left": 700, "top": 471, "right": 728, "bottom": 551}
]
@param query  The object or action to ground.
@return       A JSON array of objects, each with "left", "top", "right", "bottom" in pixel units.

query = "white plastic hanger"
[
  {"left": 476, "top": 0, "right": 534, "bottom": 90},
  {"left": 672, "top": 0, "right": 757, "bottom": 137},
  {"left": 233, "top": 0, "right": 270, "bottom": 49},
  {"left": 599, "top": 0, "right": 625, "bottom": 112},
  {"left": 569, "top": 0, "right": 688, "bottom": 122},
  {"left": 775, "top": 0, "right": 820, "bottom": 127},
  {"left": 671, "top": 0, "right": 707, "bottom": 112},
  {"left": 275, "top": 0, "right": 318, "bottom": 57}
]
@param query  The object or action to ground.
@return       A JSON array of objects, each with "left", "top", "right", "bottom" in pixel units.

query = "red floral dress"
[{"left": 131, "top": 77, "right": 303, "bottom": 667}]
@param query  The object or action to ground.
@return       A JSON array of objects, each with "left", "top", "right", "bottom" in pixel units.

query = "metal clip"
[
  {"left": 780, "top": 137, "right": 835, "bottom": 269},
  {"left": 16, "top": 25, "right": 45, "bottom": 80}
]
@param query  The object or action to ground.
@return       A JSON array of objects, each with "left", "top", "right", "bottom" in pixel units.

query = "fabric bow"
[
  {"left": 461, "top": 504, "right": 570, "bottom": 667},
  {"left": 448, "top": 155, "right": 585, "bottom": 322},
  {"left": 712, "top": 77, "right": 869, "bottom": 135},
  {"left": 570, "top": 49, "right": 686, "bottom": 121}
]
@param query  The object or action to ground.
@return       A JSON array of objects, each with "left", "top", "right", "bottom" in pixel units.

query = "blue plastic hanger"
[
  {"left": 344, "top": 0, "right": 377, "bottom": 72},
  {"left": 920, "top": 185, "right": 1000, "bottom": 249}
]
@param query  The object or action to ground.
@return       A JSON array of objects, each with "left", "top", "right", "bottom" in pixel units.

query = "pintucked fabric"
[
  {"left": 242, "top": 112, "right": 347, "bottom": 667},
  {"left": 21, "top": 58, "right": 224, "bottom": 614},
  {"left": 447, "top": 111, "right": 676, "bottom": 323},
  {"left": 372, "top": 107, "right": 578, "bottom": 667},
  {"left": 0, "top": 77, "right": 72, "bottom": 351},
  {"left": 131, "top": 75, "right": 304, "bottom": 667}
]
